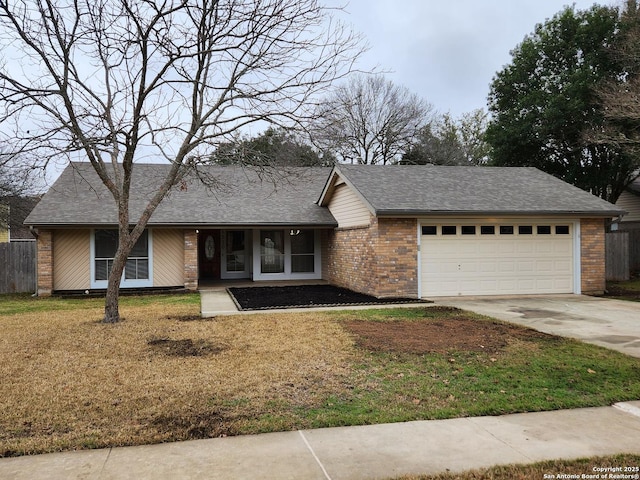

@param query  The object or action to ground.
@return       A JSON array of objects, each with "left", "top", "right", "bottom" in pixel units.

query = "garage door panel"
[
  {"left": 477, "top": 243, "right": 500, "bottom": 255},
  {"left": 516, "top": 242, "right": 535, "bottom": 254},
  {"left": 498, "top": 261, "right": 516, "bottom": 272},
  {"left": 555, "top": 260, "right": 572, "bottom": 271},
  {"left": 518, "top": 260, "right": 535, "bottom": 272},
  {"left": 479, "top": 263, "right": 497, "bottom": 273},
  {"left": 421, "top": 221, "right": 575, "bottom": 297},
  {"left": 497, "top": 243, "right": 516, "bottom": 254},
  {"left": 536, "top": 260, "right": 555, "bottom": 272},
  {"left": 461, "top": 263, "right": 479, "bottom": 273}
]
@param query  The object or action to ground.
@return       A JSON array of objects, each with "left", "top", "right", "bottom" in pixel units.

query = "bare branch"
[
  {"left": 308, "top": 74, "right": 432, "bottom": 165},
  {"left": 0, "top": 0, "right": 365, "bottom": 321}
]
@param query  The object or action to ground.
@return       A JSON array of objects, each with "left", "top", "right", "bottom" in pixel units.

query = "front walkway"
[
  {"left": 2, "top": 402, "right": 639, "bottom": 479},
  {"left": 199, "top": 279, "right": 330, "bottom": 316}
]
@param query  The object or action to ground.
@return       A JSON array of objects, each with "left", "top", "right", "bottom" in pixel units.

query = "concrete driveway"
[{"left": 435, "top": 295, "right": 640, "bottom": 358}]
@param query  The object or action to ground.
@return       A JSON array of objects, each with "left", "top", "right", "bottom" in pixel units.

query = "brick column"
[
  {"left": 581, "top": 218, "right": 606, "bottom": 294},
  {"left": 372, "top": 217, "right": 419, "bottom": 298},
  {"left": 183, "top": 229, "right": 198, "bottom": 290},
  {"left": 37, "top": 229, "right": 53, "bottom": 296}
]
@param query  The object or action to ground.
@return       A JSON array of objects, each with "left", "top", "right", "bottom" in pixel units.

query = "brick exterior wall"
[
  {"left": 326, "top": 225, "right": 374, "bottom": 295},
  {"left": 183, "top": 229, "right": 198, "bottom": 290},
  {"left": 326, "top": 216, "right": 418, "bottom": 298},
  {"left": 581, "top": 218, "right": 606, "bottom": 294},
  {"left": 37, "top": 229, "right": 53, "bottom": 296}
]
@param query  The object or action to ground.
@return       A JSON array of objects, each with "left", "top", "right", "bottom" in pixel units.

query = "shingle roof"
[
  {"left": 27, "top": 163, "right": 625, "bottom": 228},
  {"left": 25, "top": 163, "right": 337, "bottom": 227},
  {"left": 322, "top": 164, "right": 625, "bottom": 217},
  {"left": 627, "top": 177, "right": 640, "bottom": 195}
]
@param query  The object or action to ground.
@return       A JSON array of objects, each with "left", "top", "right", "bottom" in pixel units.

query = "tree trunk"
[{"left": 103, "top": 249, "right": 128, "bottom": 323}]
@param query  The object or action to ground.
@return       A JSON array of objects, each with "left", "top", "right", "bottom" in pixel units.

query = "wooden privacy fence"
[
  {"left": 0, "top": 242, "right": 36, "bottom": 294},
  {"left": 606, "top": 231, "right": 630, "bottom": 281},
  {"left": 629, "top": 229, "right": 640, "bottom": 273}
]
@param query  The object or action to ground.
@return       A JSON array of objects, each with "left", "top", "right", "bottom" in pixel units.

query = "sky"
[{"left": 332, "top": 0, "right": 616, "bottom": 117}]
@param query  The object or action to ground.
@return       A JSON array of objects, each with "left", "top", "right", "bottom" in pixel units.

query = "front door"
[{"left": 199, "top": 230, "right": 221, "bottom": 280}]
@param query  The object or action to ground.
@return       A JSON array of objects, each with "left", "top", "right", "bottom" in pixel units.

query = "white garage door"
[{"left": 420, "top": 221, "right": 575, "bottom": 297}]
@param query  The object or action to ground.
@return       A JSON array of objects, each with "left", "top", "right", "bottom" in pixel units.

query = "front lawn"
[{"left": 1, "top": 295, "right": 640, "bottom": 457}]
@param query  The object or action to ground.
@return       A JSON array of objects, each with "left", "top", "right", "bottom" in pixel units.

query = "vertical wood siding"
[
  {"left": 53, "top": 230, "right": 90, "bottom": 290},
  {"left": 153, "top": 229, "right": 184, "bottom": 287},
  {"left": 616, "top": 191, "right": 640, "bottom": 222},
  {"left": 328, "top": 183, "right": 371, "bottom": 228}
]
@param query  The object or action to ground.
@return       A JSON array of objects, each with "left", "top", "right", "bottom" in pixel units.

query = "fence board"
[
  {"left": 0, "top": 242, "right": 36, "bottom": 294},
  {"left": 629, "top": 230, "right": 640, "bottom": 273},
  {"left": 606, "top": 232, "right": 630, "bottom": 281}
]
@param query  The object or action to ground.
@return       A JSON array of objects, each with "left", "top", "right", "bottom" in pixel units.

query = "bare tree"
[
  {"left": 0, "top": 0, "right": 364, "bottom": 322},
  {"left": 403, "top": 109, "right": 490, "bottom": 166},
  {"left": 310, "top": 74, "right": 432, "bottom": 164}
]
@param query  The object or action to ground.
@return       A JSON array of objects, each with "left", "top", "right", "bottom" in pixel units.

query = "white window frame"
[
  {"left": 90, "top": 228, "right": 154, "bottom": 289},
  {"left": 252, "top": 228, "right": 322, "bottom": 281}
]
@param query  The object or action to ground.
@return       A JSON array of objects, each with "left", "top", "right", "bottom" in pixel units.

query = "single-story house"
[
  {"left": 25, "top": 162, "right": 624, "bottom": 298},
  {"left": 615, "top": 177, "right": 640, "bottom": 231}
]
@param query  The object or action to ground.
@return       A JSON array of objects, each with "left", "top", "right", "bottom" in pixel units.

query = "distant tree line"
[
  {"left": 217, "top": 1, "right": 640, "bottom": 206},
  {"left": 209, "top": 74, "right": 490, "bottom": 169}
]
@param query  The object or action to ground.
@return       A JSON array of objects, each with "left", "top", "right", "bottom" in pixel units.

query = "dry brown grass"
[
  {"left": 0, "top": 300, "right": 355, "bottom": 456},
  {"left": 394, "top": 454, "right": 640, "bottom": 479}
]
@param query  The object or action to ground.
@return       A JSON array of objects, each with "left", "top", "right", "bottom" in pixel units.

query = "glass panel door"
[
  {"left": 290, "top": 229, "right": 315, "bottom": 273},
  {"left": 225, "top": 230, "right": 246, "bottom": 273},
  {"left": 260, "top": 230, "right": 284, "bottom": 273}
]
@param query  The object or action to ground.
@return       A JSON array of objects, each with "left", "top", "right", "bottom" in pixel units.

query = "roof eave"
[
  {"left": 374, "top": 209, "right": 627, "bottom": 218},
  {"left": 25, "top": 221, "right": 339, "bottom": 229}
]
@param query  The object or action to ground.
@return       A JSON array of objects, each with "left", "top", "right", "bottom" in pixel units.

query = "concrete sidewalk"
[{"left": 2, "top": 402, "right": 640, "bottom": 480}]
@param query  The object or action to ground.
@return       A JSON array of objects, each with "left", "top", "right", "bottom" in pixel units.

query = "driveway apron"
[{"left": 434, "top": 295, "right": 640, "bottom": 358}]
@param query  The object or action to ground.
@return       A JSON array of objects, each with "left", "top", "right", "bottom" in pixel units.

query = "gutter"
[{"left": 374, "top": 210, "right": 628, "bottom": 218}]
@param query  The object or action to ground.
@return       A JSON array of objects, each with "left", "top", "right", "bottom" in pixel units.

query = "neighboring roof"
[
  {"left": 627, "top": 177, "right": 640, "bottom": 196},
  {"left": 25, "top": 163, "right": 337, "bottom": 227},
  {"left": 3, "top": 196, "right": 40, "bottom": 239},
  {"left": 319, "top": 165, "right": 625, "bottom": 218}
]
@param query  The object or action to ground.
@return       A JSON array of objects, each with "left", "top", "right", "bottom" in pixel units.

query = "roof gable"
[{"left": 319, "top": 165, "right": 625, "bottom": 217}]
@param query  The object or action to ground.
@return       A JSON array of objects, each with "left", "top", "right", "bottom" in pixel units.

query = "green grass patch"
[
  {"left": 0, "top": 292, "right": 201, "bottom": 316},
  {"left": 241, "top": 308, "right": 640, "bottom": 433},
  {"left": 286, "top": 342, "right": 640, "bottom": 429},
  {"left": 609, "top": 278, "right": 640, "bottom": 292},
  {"left": 606, "top": 278, "right": 640, "bottom": 302}
]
